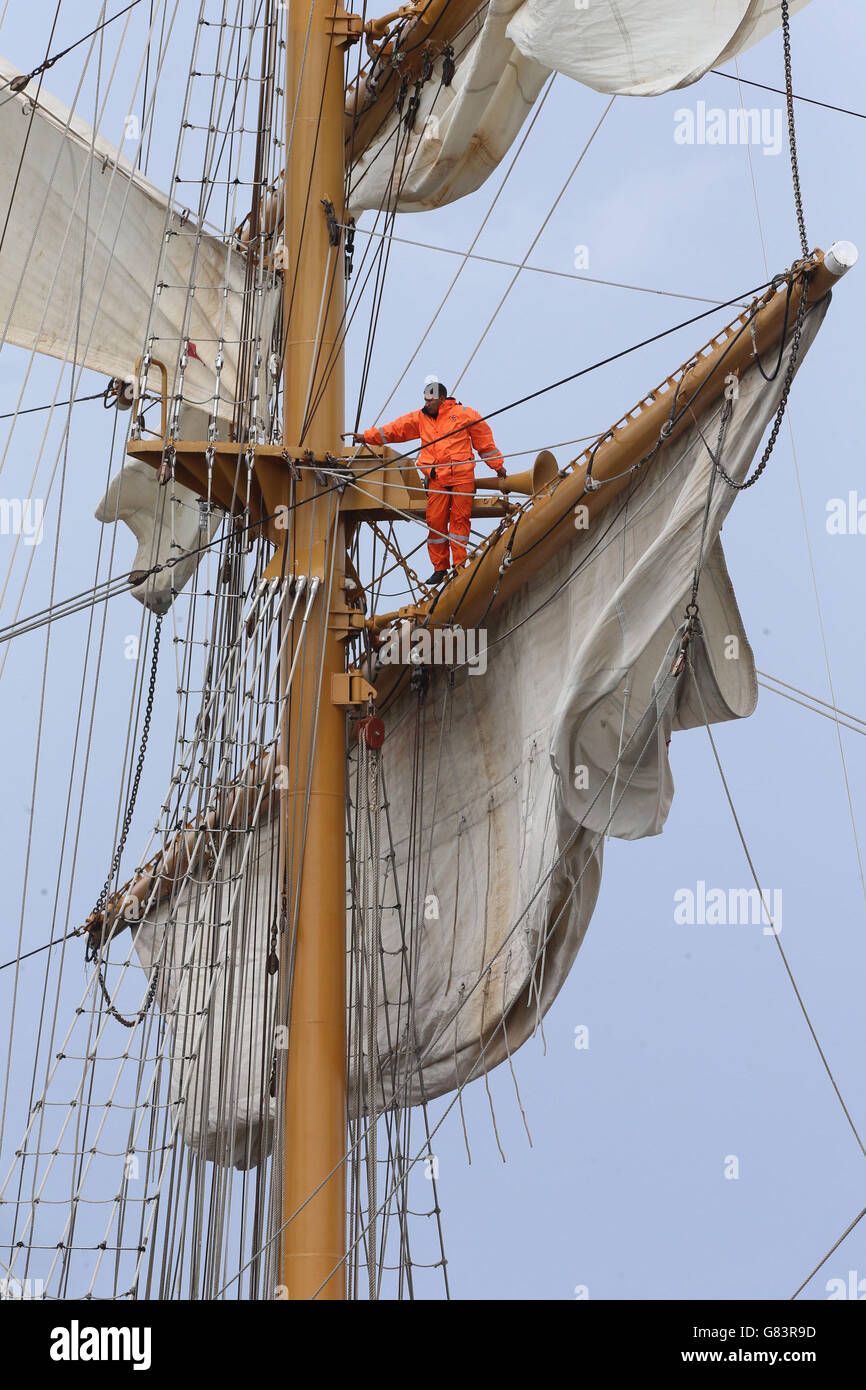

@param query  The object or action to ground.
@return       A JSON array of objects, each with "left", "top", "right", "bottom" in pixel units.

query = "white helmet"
[{"left": 423, "top": 374, "right": 445, "bottom": 400}]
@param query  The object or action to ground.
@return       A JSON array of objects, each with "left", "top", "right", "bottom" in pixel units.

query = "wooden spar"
[
  {"left": 260, "top": 0, "right": 357, "bottom": 1302},
  {"left": 344, "top": 0, "right": 479, "bottom": 158},
  {"left": 365, "top": 248, "right": 853, "bottom": 658},
  {"left": 79, "top": 752, "right": 283, "bottom": 949}
]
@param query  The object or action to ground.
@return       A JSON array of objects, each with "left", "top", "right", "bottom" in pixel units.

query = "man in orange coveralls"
[{"left": 351, "top": 375, "right": 506, "bottom": 585}]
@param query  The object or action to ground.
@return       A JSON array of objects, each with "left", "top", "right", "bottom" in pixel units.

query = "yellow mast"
[
  {"left": 113, "top": 0, "right": 857, "bottom": 1301},
  {"left": 270, "top": 0, "right": 358, "bottom": 1301}
]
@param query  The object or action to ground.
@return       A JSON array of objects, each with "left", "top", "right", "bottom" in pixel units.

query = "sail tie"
[
  {"left": 671, "top": 399, "right": 732, "bottom": 677},
  {"left": 85, "top": 616, "right": 163, "bottom": 1028}
]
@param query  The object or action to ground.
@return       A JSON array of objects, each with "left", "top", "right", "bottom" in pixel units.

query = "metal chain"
[
  {"left": 699, "top": 0, "right": 812, "bottom": 496},
  {"left": 88, "top": 614, "right": 163, "bottom": 1027},
  {"left": 716, "top": 270, "right": 810, "bottom": 492},
  {"left": 781, "top": 0, "right": 809, "bottom": 259},
  {"left": 671, "top": 402, "right": 732, "bottom": 676},
  {"left": 706, "top": 1, "right": 811, "bottom": 493}
]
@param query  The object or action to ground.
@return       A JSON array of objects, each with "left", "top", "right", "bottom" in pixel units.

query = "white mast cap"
[{"left": 825, "top": 241, "right": 858, "bottom": 277}]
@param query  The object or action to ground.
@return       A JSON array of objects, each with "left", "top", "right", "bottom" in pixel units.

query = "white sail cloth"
[
  {"left": 130, "top": 819, "right": 281, "bottom": 1171},
  {"left": 0, "top": 0, "right": 813, "bottom": 377},
  {"left": 0, "top": 0, "right": 811, "bottom": 361},
  {"left": 128, "top": 299, "right": 827, "bottom": 1165},
  {"left": 508, "top": 0, "right": 812, "bottom": 97},
  {"left": 0, "top": 56, "right": 276, "bottom": 428},
  {"left": 366, "top": 299, "right": 828, "bottom": 1107},
  {"left": 95, "top": 459, "right": 223, "bottom": 615},
  {"left": 349, "top": 0, "right": 811, "bottom": 214},
  {"left": 349, "top": 0, "right": 549, "bottom": 214}
]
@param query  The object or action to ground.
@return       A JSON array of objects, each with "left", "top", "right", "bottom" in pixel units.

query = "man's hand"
[
  {"left": 348, "top": 431, "right": 366, "bottom": 445},
  {"left": 495, "top": 468, "right": 506, "bottom": 480}
]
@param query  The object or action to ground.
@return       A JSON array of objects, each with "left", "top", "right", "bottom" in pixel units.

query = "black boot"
[{"left": 426, "top": 569, "right": 449, "bottom": 585}]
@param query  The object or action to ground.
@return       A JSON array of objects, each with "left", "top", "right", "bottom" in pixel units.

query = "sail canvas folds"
[
  {"left": 348, "top": 0, "right": 549, "bottom": 215},
  {"left": 507, "top": 0, "right": 813, "bottom": 98},
  {"left": 0, "top": 57, "right": 275, "bottom": 428},
  {"left": 129, "top": 296, "right": 828, "bottom": 1166},
  {"left": 95, "top": 460, "right": 224, "bottom": 615},
  {"left": 366, "top": 296, "right": 826, "bottom": 1108},
  {"left": 349, "top": 0, "right": 812, "bottom": 214},
  {"left": 131, "top": 820, "right": 281, "bottom": 1171}
]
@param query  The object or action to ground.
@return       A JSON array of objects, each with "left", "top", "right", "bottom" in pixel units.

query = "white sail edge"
[
  {"left": 0, "top": 54, "right": 260, "bottom": 423},
  {"left": 349, "top": 0, "right": 813, "bottom": 215},
  {"left": 126, "top": 297, "right": 828, "bottom": 1168}
]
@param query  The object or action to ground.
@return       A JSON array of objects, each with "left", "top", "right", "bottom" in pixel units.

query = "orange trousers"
[{"left": 426, "top": 464, "right": 475, "bottom": 569}]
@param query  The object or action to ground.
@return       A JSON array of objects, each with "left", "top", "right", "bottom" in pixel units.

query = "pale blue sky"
[{"left": 0, "top": 0, "right": 864, "bottom": 1300}]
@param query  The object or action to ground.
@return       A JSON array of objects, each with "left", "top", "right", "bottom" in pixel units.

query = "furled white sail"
[
  {"left": 349, "top": 0, "right": 811, "bottom": 214},
  {"left": 508, "top": 0, "right": 812, "bottom": 97},
  {"left": 348, "top": 0, "right": 549, "bottom": 214},
  {"left": 0, "top": 56, "right": 276, "bottom": 429},
  {"left": 0, "top": 0, "right": 812, "bottom": 366},
  {"left": 130, "top": 819, "right": 280, "bottom": 1170},
  {"left": 95, "top": 459, "right": 223, "bottom": 615},
  {"left": 365, "top": 299, "right": 826, "bottom": 1108},
  {"left": 128, "top": 296, "right": 828, "bottom": 1166}
]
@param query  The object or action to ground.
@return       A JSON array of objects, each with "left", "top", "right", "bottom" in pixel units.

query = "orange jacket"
[{"left": 363, "top": 398, "right": 504, "bottom": 478}]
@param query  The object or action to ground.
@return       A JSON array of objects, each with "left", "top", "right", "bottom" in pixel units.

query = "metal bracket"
[
  {"left": 331, "top": 671, "right": 377, "bottom": 707},
  {"left": 327, "top": 5, "right": 363, "bottom": 46},
  {"left": 321, "top": 198, "right": 341, "bottom": 248},
  {"left": 133, "top": 353, "right": 168, "bottom": 439}
]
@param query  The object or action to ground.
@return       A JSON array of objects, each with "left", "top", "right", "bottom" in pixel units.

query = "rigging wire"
[
  {"left": 370, "top": 73, "right": 558, "bottom": 424},
  {"left": 355, "top": 272, "right": 780, "bottom": 471},
  {"left": 757, "top": 676, "right": 866, "bottom": 737},
  {"left": 0, "top": 0, "right": 63, "bottom": 256},
  {"left": 711, "top": 66, "right": 866, "bottom": 122},
  {"left": 218, "top": 652, "right": 693, "bottom": 1296},
  {"left": 0, "top": 932, "right": 79, "bottom": 972},
  {"left": 303, "top": 50, "right": 453, "bottom": 436},
  {"left": 757, "top": 670, "right": 866, "bottom": 733},
  {"left": 0, "top": 0, "right": 834, "bottom": 1289},
  {"left": 693, "top": 665, "right": 866, "bottom": 1163},
  {"left": 790, "top": 1204, "right": 866, "bottom": 1300},
  {"left": 352, "top": 94, "right": 443, "bottom": 430},
  {"left": 731, "top": 46, "right": 866, "bottom": 911},
  {"left": 0, "top": 389, "right": 106, "bottom": 420},
  {"left": 0, "top": 265, "right": 780, "bottom": 650},
  {"left": 352, "top": 225, "right": 748, "bottom": 313},
  {"left": 452, "top": 95, "right": 616, "bottom": 395},
  {"left": 0, "top": 0, "right": 180, "bottom": 1195},
  {"left": 0, "top": 0, "right": 301, "bottom": 1301},
  {"left": 0, "top": 0, "right": 143, "bottom": 100}
]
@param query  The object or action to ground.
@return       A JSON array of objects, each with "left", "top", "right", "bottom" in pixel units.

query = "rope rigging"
[
  {"left": 2, "top": 0, "right": 144, "bottom": 99},
  {"left": 86, "top": 615, "right": 163, "bottom": 1027},
  {"left": 710, "top": 65, "right": 866, "bottom": 123},
  {"left": 0, "top": 0, "right": 851, "bottom": 1308}
]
